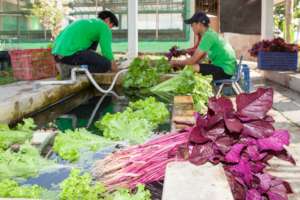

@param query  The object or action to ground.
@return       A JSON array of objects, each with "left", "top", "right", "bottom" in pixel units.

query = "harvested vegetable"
[
  {"left": 176, "top": 88, "right": 295, "bottom": 200},
  {"left": 60, "top": 169, "right": 151, "bottom": 200},
  {"left": 0, "top": 179, "right": 45, "bottom": 198},
  {"left": 92, "top": 130, "right": 189, "bottom": 189},
  {"left": 95, "top": 97, "right": 169, "bottom": 144},
  {"left": 123, "top": 57, "right": 171, "bottom": 89},
  {"left": 53, "top": 128, "right": 114, "bottom": 162},
  {"left": 150, "top": 66, "right": 213, "bottom": 113},
  {"left": 0, "top": 142, "right": 54, "bottom": 179},
  {"left": 0, "top": 118, "right": 36, "bottom": 150}
]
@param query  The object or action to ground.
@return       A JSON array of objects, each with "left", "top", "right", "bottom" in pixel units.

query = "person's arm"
[
  {"left": 170, "top": 32, "right": 214, "bottom": 71},
  {"left": 98, "top": 25, "right": 114, "bottom": 64},
  {"left": 111, "top": 61, "right": 118, "bottom": 72}
]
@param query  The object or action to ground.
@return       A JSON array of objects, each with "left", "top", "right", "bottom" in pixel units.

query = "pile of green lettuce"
[
  {"left": 0, "top": 179, "right": 45, "bottom": 198},
  {"left": 123, "top": 57, "right": 171, "bottom": 89},
  {"left": 60, "top": 169, "right": 151, "bottom": 200},
  {"left": 95, "top": 97, "right": 169, "bottom": 144},
  {"left": 53, "top": 128, "right": 115, "bottom": 162},
  {"left": 0, "top": 142, "right": 54, "bottom": 180},
  {"left": 0, "top": 118, "right": 36, "bottom": 151},
  {"left": 150, "top": 66, "right": 213, "bottom": 113}
]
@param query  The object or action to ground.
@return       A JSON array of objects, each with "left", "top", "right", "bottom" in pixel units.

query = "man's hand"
[
  {"left": 170, "top": 60, "right": 184, "bottom": 71},
  {"left": 111, "top": 61, "right": 118, "bottom": 72}
]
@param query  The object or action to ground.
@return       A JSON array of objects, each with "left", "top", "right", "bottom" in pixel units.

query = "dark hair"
[{"left": 98, "top": 10, "right": 119, "bottom": 27}]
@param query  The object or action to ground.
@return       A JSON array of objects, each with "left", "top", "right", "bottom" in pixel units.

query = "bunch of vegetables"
[
  {"left": 95, "top": 97, "right": 169, "bottom": 144},
  {"left": 94, "top": 88, "right": 295, "bottom": 200},
  {"left": 53, "top": 128, "right": 114, "bottom": 162},
  {"left": 165, "top": 46, "right": 191, "bottom": 61},
  {"left": 123, "top": 57, "right": 171, "bottom": 89},
  {"left": 151, "top": 66, "right": 213, "bottom": 113},
  {"left": 175, "top": 88, "right": 295, "bottom": 200},
  {"left": 60, "top": 169, "right": 151, "bottom": 200},
  {"left": 92, "top": 130, "right": 189, "bottom": 189},
  {"left": 0, "top": 179, "right": 45, "bottom": 198},
  {"left": 249, "top": 37, "right": 299, "bottom": 57},
  {"left": 0, "top": 118, "right": 36, "bottom": 150},
  {"left": 0, "top": 142, "right": 54, "bottom": 179}
]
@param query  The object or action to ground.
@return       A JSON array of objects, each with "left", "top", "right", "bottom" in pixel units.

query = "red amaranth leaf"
[
  {"left": 208, "top": 96, "right": 234, "bottom": 114},
  {"left": 189, "top": 143, "right": 214, "bottom": 165},
  {"left": 257, "top": 130, "right": 290, "bottom": 151},
  {"left": 242, "top": 120, "right": 274, "bottom": 139},
  {"left": 246, "top": 189, "right": 263, "bottom": 200},
  {"left": 225, "top": 144, "right": 246, "bottom": 163},
  {"left": 189, "top": 126, "right": 209, "bottom": 144},
  {"left": 224, "top": 114, "right": 244, "bottom": 133},
  {"left": 236, "top": 88, "right": 273, "bottom": 120}
]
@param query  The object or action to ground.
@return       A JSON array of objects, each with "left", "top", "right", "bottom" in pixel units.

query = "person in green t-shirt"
[
  {"left": 170, "top": 11, "right": 237, "bottom": 80},
  {"left": 52, "top": 10, "right": 118, "bottom": 77}
]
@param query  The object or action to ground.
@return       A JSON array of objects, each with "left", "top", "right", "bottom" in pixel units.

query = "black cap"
[
  {"left": 98, "top": 10, "right": 119, "bottom": 27},
  {"left": 184, "top": 11, "right": 210, "bottom": 26}
]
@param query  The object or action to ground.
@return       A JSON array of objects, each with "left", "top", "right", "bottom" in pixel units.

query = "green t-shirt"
[
  {"left": 52, "top": 18, "right": 114, "bottom": 61},
  {"left": 198, "top": 28, "right": 236, "bottom": 75}
]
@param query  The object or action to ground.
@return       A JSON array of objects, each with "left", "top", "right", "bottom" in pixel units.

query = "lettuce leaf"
[{"left": 53, "top": 128, "right": 114, "bottom": 162}]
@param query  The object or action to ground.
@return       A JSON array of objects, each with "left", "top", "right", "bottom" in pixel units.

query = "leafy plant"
[
  {"left": 129, "top": 97, "right": 170, "bottom": 127},
  {"left": 249, "top": 37, "right": 299, "bottom": 57},
  {"left": 52, "top": 128, "right": 114, "bottom": 162},
  {"left": 123, "top": 57, "right": 171, "bottom": 89},
  {"left": 95, "top": 97, "right": 169, "bottom": 144},
  {"left": 60, "top": 169, "right": 151, "bottom": 200},
  {"left": 0, "top": 118, "right": 36, "bottom": 150},
  {"left": 0, "top": 179, "right": 45, "bottom": 198},
  {"left": 0, "top": 142, "right": 54, "bottom": 179},
  {"left": 151, "top": 66, "right": 213, "bottom": 113},
  {"left": 60, "top": 169, "right": 107, "bottom": 200},
  {"left": 31, "top": 0, "right": 70, "bottom": 38},
  {"left": 176, "top": 88, "right": 295, "bottom": 200}
]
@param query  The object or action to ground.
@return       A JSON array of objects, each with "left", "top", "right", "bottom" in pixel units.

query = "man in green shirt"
[
  {"left": 170, "top": 11, "right": 237, "bottom": 80},
  {"left": 52, "top": 10, "right": 118, "bottom": 77}
]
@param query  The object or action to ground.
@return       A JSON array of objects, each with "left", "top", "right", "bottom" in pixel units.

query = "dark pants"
[
  {"left": 199, "top": 64, "right": 232, "bottom": 81},
  {"left": 54, "top": 42, "right": 111, "bottom": 73}
]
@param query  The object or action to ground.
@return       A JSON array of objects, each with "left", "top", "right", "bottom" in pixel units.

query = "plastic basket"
[
  {"left": 257, "top": 51, "right": 298, "bottom": 71},
  {"left": 8, "top": 48, "right": 57, "bottom": 80}
]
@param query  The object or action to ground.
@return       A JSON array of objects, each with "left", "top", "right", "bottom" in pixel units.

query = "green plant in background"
[
  {"left": 0, "top": 179, "right": 45, "bottom": 198},
  {"left": 123, "top": 57, "right": 171, "bottom": 89},
  {"left": 31, "top": 0, "right": 70, "bottom": 38},
  {"left": 52, "top": 128, "right": 114, "bottom": 162},
  {"left": 109, "top": 184, "right": 151, "bottom": 200},
  {"left": 95, "top": 97, "right": 169, "bottom": 144},
  {"left": 0, "top": 142, "right": 54, "bottom": 179},
  {"left": 0, "top": 68, "right": 16, "bottom": 86}
]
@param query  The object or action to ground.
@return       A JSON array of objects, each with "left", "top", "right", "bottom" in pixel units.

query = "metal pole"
[
  {"left": 128, "top": 0, "right": 138, "bottom": 59},
  {"left": 155, "top": 0, "right": 159, "bottom": 40},
  {"left": 285, "top": 0, "right": 294, "bottom": 42},
  {"left": 261, "top": 0, "right": 274, "bottom": 40}
]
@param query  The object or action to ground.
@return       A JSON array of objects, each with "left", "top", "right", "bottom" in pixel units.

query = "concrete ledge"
[
  {"left": 263, "top": 71, "right": 300, "bottom": 94},
  {"left": 162, "top": 162, "right": 234, "bottom": 200},
  {"left": 0, "top": 76, "right": 90, "bottom": 124}
]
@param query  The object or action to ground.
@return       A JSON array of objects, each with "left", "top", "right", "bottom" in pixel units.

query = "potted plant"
[{"left": 249, "top": 38, "right": 299, "bottom": 71}]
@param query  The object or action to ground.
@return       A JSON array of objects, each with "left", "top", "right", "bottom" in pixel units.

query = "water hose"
[{"left": 34, "top": 67, "right": 128, "bottom": 99}]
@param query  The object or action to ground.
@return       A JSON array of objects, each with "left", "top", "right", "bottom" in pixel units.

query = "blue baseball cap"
[{"left": 184, "top": 11, "right": 210, "bottom": 26}]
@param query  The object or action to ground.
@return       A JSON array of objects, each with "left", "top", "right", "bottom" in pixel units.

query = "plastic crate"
[
  {"left": 257, "top": 51, "right": 298, "bottom": 71},
  {"left": 8, "top": 48, "right": 57, "bottom": 80}
]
